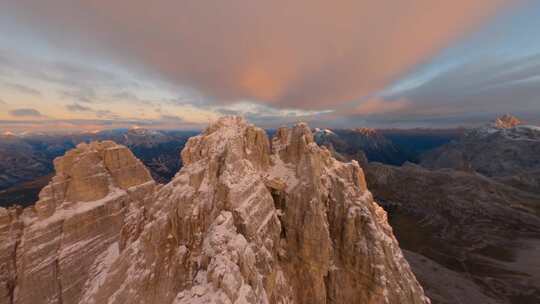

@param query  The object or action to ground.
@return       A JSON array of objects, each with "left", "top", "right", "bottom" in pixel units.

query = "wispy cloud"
[
  {"left": 158, "top": 114, "right": 185, "bottom": 125},
  {"left": 380, "top": 54, "right": 540, "bottom": 119},
  {"left": 60, "top": 87, "right": 97, "bottom": 103},
  {"left": 4, "top": 83, "right": 40, "bottom": 96},
  {"left": 94, "top": 110, "right": 118, "bottom": 119},
  {"left": 9, "top": 108, "right": 44, "bottom": 117},
  {"left": 353, "top": 98, "right": 411, "bottom": 115},
  {"left": 111, "top": 91, "right": 155, "bottom": 106},
  {"left": 66, "top": 103, "right": 92, "bottom": 112},
  {"left": 0, "top": 117, "right": 204, "bottom": 133}
]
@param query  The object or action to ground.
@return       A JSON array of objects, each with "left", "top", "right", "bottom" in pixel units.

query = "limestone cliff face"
[
  {"left": 0, "top": 141, "right": 155, "bottom": 304},
  {"left": 0, "top": 117, "right": 428, "bottom": 304}
]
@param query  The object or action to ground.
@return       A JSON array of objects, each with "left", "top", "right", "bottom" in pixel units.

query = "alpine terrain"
[{"left": 0, "top": 117, "right": 429, "bottom": 304}]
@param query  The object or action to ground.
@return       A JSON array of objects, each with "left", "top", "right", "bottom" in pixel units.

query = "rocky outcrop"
[
  {"left": 0, "top": 117, "right": 428, "bottom": 304},
  {"left": 0, "top": 141, "right": 156, "bottom": 304},
  {"left": 0, "top": 130, "right": 194, "bottom": 207},
  {"left": 33, "top": 141, "right": 153, "bottom": 217}
]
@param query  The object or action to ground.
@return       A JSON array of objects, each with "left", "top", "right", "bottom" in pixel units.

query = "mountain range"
[{"left": 1, "top": 114, "right": 539, "bottom": 304}]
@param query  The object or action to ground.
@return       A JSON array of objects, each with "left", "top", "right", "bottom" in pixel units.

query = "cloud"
[
  {"left": 95, "top": 109, "right": 119, "bottom": 119},
  {"left": 381, "top": 54, "right": 540, "bottom": 119},
  {"left": 211, "top": 101, "right": 329, "bottom": 120},
  {"left": 64, "top": 102, "right": 120, "bottom": 120},
  {"left": 3, "top": 0, "right": 511, "bottom": 110},
  {"left": 159, "top": 114, "right": 185, "bottom": 123},
  {"left": 353, "top": 98, "right": 411, "bottom": 115},
  {"left": 66, "top": 103, "right": 92, "bottom": 112},
  {"left": 60, "top": 88, "right": 97, "bottom": 103},
  {"left": 112, "top": 91, "right": 155, "bottom": 105},
  {"left": 0, "top": 117, "right": 205, "bottom": 133},
  {"left": 9, "top": 108, "right": 44, "bottom": 117},
  {"left": 4, "top": 83, "right": 40, "bottom": 96},
  {"left": 0, "top": 98, "right": 5, "bottom": 104}
]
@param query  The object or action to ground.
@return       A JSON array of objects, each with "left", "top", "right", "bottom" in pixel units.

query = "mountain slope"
[
  {"left": 0, "top": 117, "right": 428, "bottom": 304},
  {"left": 421, "top": 115, "right": 540, "bottom": 193},
  {"left": 314, "top": 128, "right": 408, "bottom": 165},
  {"left": 365, "top": 162, "right": 540, "bottom": 304}
]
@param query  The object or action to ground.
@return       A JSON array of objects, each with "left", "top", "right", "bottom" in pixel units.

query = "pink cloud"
[
  {"left": 6, "top": 0, "right": 515, "bottom": 110},
  {"left": 354, "top": 98, "right": 412, "bottom": 115}
]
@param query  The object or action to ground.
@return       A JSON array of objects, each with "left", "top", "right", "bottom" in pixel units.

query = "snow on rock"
[
  {"left": 492, "top": 114, "right": 522, "bottom": 129},
  {"left": 0, "top": 116, "right": 429, "bottom": 304}
]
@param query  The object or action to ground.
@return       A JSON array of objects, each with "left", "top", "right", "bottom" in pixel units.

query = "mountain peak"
[
  {"left": 492, "top": 114, "right": 522, "bottom": 129},
  {"left": 2, "top": 131, "right": 16, "bottom": 137},
  {"left": 353, "top": 127, "right": 378, "bottom": 137},
  {"left": 34, "top": 140, "right": 154, "bottom": 218}
]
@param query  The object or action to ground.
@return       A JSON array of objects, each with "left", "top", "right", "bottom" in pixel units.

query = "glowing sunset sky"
[{"left": 1, "top": 0, "right": 540, "bottom": 132}]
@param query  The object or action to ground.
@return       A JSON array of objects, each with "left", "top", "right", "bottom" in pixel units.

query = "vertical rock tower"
[{"left": 0, "top": 117, "right": 429, "bottom": 304}]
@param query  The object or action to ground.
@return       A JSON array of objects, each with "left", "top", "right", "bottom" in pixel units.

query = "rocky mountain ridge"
[
  {"left": 0, "top": 117, "right": 429, "bottom": 304},
  {"left": 313, "top": 127, "right": 407, "bottom": 166},
  {"left": 421, "top": 115, "right": 540, "bottom": 194}
]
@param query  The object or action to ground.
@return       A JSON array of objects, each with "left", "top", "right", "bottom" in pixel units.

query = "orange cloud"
[
  {"left": 5, "top": 0, "right": 517, "bottom": 110},
  {"left": 239, "top": 63, "right": 286, "bottom": 101},
  {"left": 354, "top": 98, "right": 412, "bottom": 115}
]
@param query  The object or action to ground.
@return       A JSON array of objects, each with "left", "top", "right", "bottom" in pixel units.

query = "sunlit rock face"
[
  {"left": 0, "top": 141, "right": 156, "bottom": 304},
  {"left": 0, "top": 116, "right": 429, "bottom": 304}
]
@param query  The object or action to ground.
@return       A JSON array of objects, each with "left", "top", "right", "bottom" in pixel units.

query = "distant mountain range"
[
  {"left": 1, "top": 125, "right": 461, "bottom": 207},
  {"left": 313, "top": 126, "right": 462, "bottom": 166},
  {"left": 421, "top": 115, "right": 540, "bottom": 194}
]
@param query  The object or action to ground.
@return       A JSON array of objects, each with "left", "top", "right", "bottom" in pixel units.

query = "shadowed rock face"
[
  {"left": 313, "top": 128, "right": 407, "bottom": 166},
  {"left": 421, "top": 116, "right": 540, "bottom": 194},
  {"left": 0, "top": 135, "right": 53, "bottom": 193},
  {"left": 0, "top": 117, "right": 428, "bottom": 304}
]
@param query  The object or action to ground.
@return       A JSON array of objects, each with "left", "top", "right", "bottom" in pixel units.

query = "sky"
[{"left": 0, "top": 0, "right": 539, "bottom": 132}]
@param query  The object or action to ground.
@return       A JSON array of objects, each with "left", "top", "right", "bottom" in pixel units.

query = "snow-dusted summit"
[{"left": 492, "top": 114, "right": 522, "bottom": 129}]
